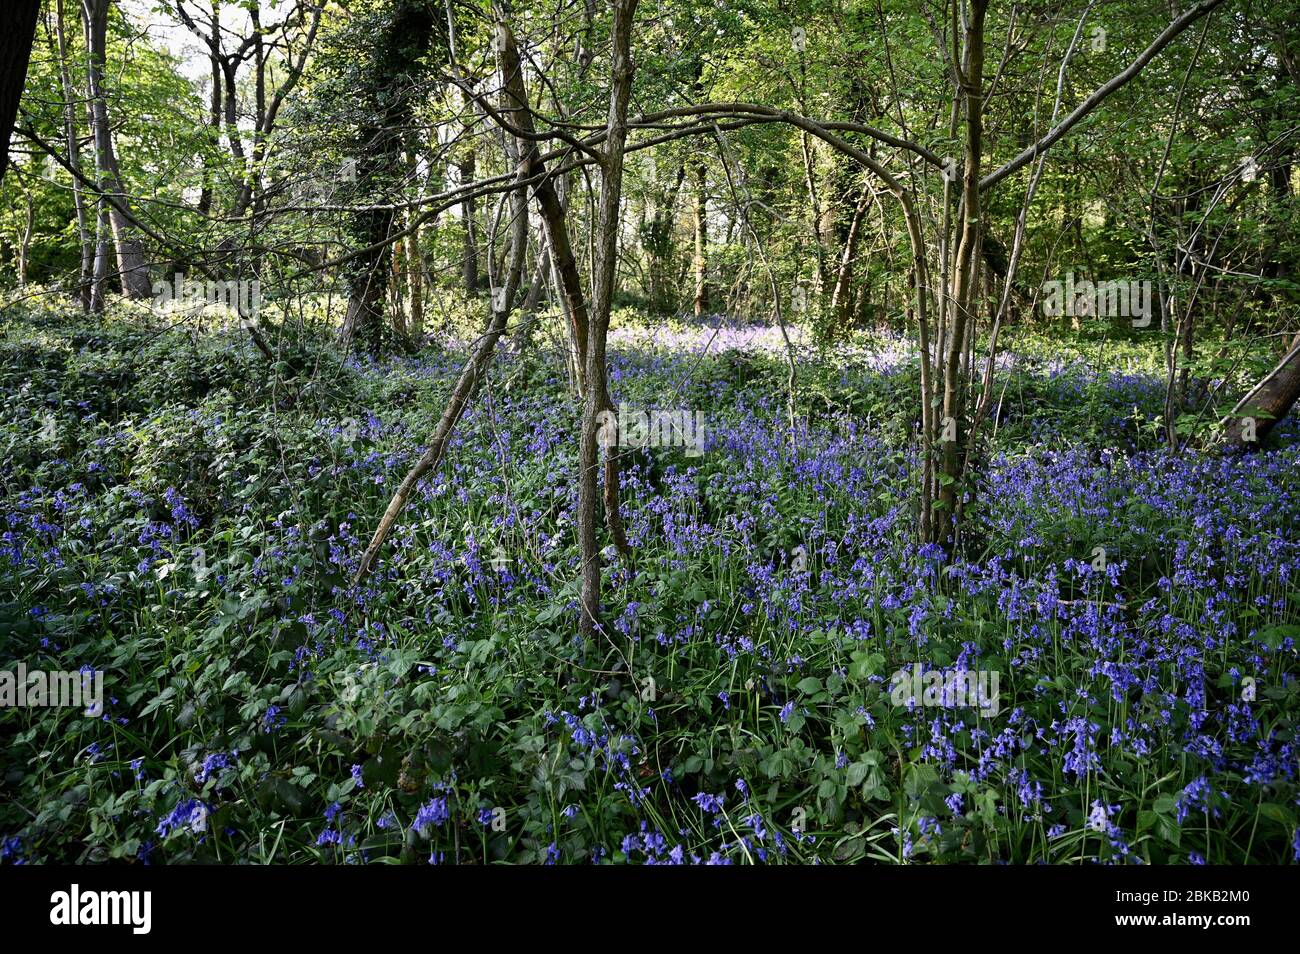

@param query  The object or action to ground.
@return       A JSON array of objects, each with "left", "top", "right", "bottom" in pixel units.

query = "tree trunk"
[
  {"left": 1218, "top": 335, "right": 1300, "bottom": 451},
  {"left": 199, "top": 9, "right": 221, "bottom": 217},
  {"left": 340, "top": 233, "right": 390, "bottom": 352},
  {"left": 0, "top": 0, "right": 40, "bottom": 184},
  {"left": 937, "top": 0, "right": 988, "bottom": 546},
  {"left": 390, "top": 229, "right": 408, "bottom": 337},
  {"left": 513, "top": 243, "right": 551, "bottom": 346},
  {"left": 89, "top": 195, "right": 110, "bottom": 313},
  {"left": 493, "top": 21, "right": 590, "bottom": 393},
  {"left": 645, "top": 162, "right": 683, "bottom": 312},
  {"left": 459, "top": 106, "right": 479, "bottom": 296},
  {"left": 801, "top": 133, "right": 830, "bottom": 293},
  {"left": 354, "top": 172, "right": 526, "bottom": 580},
  {"left": 54, "top": 0, "right": 93, "bottom": 309},
  {"left": 354, "top": 11, "right": 537, "bottom": 581},
  {"left": 830, "top": 181, "right": 872, "bottom": 331},
  {"left": 17, "top": 189, "right": 34, "bottom": 287},
  {"left": 579, "top": 0, "right": 638, "bottom": 643},
  {"left": 82, "top": 0, "right": 152, "bottom": 298},
  {"left": 406, "top": 225, "right": 424, "bottom": 340},
  {"left": 692, "top": 160, "right": 709, "bottom": 317}
]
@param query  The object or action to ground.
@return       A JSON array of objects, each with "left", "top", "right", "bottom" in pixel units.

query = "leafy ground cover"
[{"left": 2, "top": 300, "right": 1297, "bottom": 864}]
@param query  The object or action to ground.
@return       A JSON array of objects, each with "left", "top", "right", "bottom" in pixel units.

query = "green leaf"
[
  {"left": 1256, "top": 624, "right": 1300, "bottom": 650},
  {"left": 796, "top": 676, "right": 823, "bottom": 694}
]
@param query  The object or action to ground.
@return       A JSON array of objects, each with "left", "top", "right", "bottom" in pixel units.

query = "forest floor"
[{"left": 2, "top": 298, "right": 1298, "bottom": 864}]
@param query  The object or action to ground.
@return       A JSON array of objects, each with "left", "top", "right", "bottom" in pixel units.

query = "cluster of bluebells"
[
  {"left": 156, "top": 799, "right": 209, "bottom": 839},
  {"left": 194, "top": 750, "right": 239, "bottom": 786},
  {"left": 2, "top": 316, "right": 1297, "bottom": 864}
]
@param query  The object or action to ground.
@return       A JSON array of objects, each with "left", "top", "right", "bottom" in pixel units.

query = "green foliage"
[{"left": 2, "top": 303, "right": 1296, "bottom": 864}]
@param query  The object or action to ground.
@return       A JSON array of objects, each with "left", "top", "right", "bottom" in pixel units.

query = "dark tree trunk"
[
  {"left": 0, "top": 0, "right": 40, "bottom": 184},
  {"left": 340, "top": 208, "right": 393, "bottom": 352},
  {"left": 1218, "top": 336, "right": 1300, "bottom": 451},
  {"left": 645, "top": 163, "right": 683, "bottom": 313},
  {"left": 830, "top": 182, "right": 872, "bottom": 331},
  {"left": 460, "top": 152, "right": 479, "bottom": 294},
  {"left": 692, "top": 161, "right": 708, "bottom": 317}
]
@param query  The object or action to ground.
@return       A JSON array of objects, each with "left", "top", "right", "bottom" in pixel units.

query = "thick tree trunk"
[
  {"left": 830, "top": 182, "right": 872, "bottom": 330},
  {"left": 0, "top": 0, "right": 40, "bottom": 184},
  {"left": 340, "top": 227, "right": 390, "bottom": 352},
  {"left": 1218, "top": 336, "right": 1300, "bottom": 451},
  {"left": 339, "top": 4, "right": 435, "bottom": 353}
]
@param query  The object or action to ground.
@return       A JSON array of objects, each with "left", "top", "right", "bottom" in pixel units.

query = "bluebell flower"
[{"left": 412, "top": 796, "right": 449, "bottom": 834}]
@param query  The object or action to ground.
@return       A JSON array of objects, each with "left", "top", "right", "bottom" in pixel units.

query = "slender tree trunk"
[
  {"left": 492, "top": 22, "right": 591, "bottom": 392},
  {"left": 17, "top": 190, "right": 34, "bottom": 287},
  {"left": 513, "top": 243, "right": 551, "bottom": 346},
  {"left": 692, "top": 160, "right": 709, "bottom": 317},
  {"left": 354, "top": 173, "right": 527, "bottom": 580},
  {"left": 230, "top": 9, "right": 265, "bottom": 217},
  {"left": 354, "top": 12, "right": 536, "bottom": 581},
  {"left": 579, "top": 0, "right": 638, "bottom": 643},
  {"left": 199, "top": 5, "right": 221, "bottom": 217},
  {"left": 937, "top": 0, "right": 988, "bottom": 546},
  {"left": 82, "top": 0, "right": 151, "bottom": 298},
  {"left": 407, "top": 226, "right": 424, "bottom": 340},
  {"left": 391, "top": 231, "right": 408, "bottom": 337},
  {"left": 53, "top": 0, "right": 93, "bottom": 309},
  {"left": 459, "top": 95, "right": 479, "bottom": 296},
  {"left": 407, "top": 146, "right": 430, "bottom": 340},
  {"left": 801, "top": 133, "right": 830, "bottom": 293},
  {"left": 89, "top": 193, "right": 110, "bottom": 312}
]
